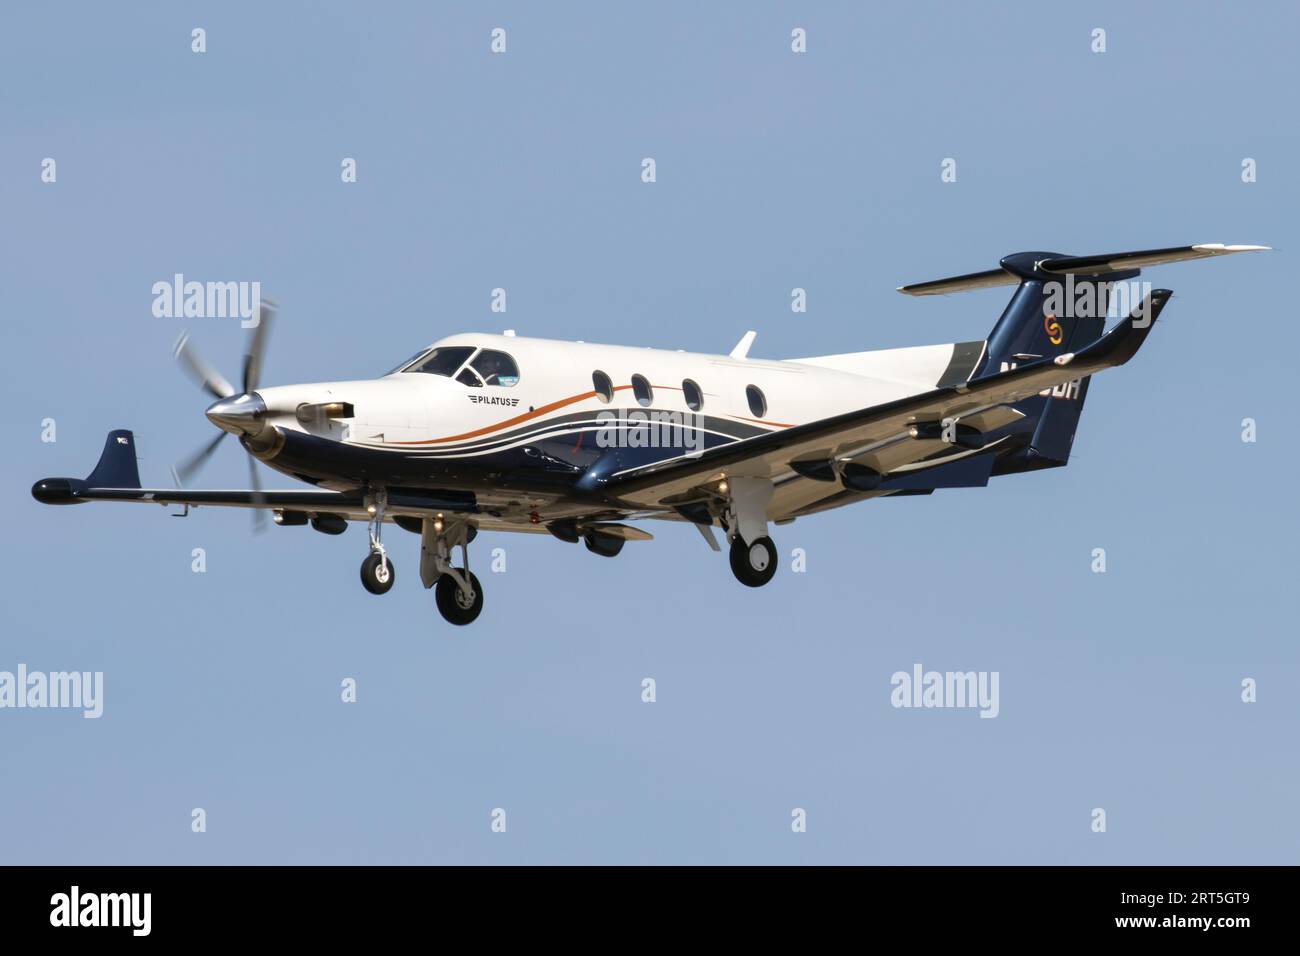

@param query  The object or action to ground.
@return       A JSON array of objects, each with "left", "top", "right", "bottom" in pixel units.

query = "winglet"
[
  {"left": 86, "top": 430, "right": 142, "bottom": 489},
  {"left": 730, "top": 330, "right": 757, "bottom": 359}
]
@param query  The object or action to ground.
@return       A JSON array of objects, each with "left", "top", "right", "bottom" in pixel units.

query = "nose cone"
[{"left": 205, "top": 392, "right": 267, "bottom": 435}]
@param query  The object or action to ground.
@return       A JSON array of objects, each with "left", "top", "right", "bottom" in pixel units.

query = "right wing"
[{"left": 599, "top": 289, "right": 1169, "bottom": 510}]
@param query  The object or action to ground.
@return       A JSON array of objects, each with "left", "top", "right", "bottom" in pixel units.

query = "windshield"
[
  {"left": 385, "top": 348, "right": 431, "bottom": 375},
  {"left": 400, "top": 346, "right": 476, "bottom": 377}
]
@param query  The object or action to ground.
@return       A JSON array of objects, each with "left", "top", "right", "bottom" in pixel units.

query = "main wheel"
[
  {"left": 435, "top": 570, "right": 484, "bottom": 625},
  {"left": 729, "top": 535, "right": 777, "bottom": 588},
  {"left": 583, "top": 531, "right": 624, "bottom": 558},
  {"left": 360, "top": 552, "right": 396, "bottom": 594}
]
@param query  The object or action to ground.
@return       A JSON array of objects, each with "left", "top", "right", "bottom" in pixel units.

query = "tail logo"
[{"left": 1044, "top": 314, "right": 1064, "bottom": 346}]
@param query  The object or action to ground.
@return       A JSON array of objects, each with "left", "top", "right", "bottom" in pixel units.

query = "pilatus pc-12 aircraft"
[{"left": 34, "top": 243, "right": 1266, "bottom": 625}]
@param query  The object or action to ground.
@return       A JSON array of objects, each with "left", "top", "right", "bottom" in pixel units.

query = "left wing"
[
  {"left": 597, "top": 289, "right": 1169, "bottom": 511},
  {"left": 32, "top": 431, "right": 475, "bottom": 519}
]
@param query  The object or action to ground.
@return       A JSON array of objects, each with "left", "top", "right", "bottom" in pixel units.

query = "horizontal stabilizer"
[
  {"left": 897, "top": 269, "right": 1018, "bottom": 297},
  {"left": 898, "top": 243, "right": 1268, "bottom": 295},
  {"left": 1037, "top": 243, "right": 1270, "bottom": 276}
]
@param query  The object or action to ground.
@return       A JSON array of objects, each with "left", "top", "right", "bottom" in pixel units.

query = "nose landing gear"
[
  {"left": 360, "top": 551, "right": 396, "bottom": 594},
  {"left": 359, "top": 488, "right": 396, "bottom": 595}
]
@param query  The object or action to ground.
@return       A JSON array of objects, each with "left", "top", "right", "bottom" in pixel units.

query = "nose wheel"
[
  {"left": 359, "top": 488, "right": 396, "bottom": 595},
  {"left": 360, "top": 551, "right": 396, "bottom": 594}
]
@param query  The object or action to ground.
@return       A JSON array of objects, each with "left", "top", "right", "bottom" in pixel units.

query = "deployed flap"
[{"left": 955, "top": 406, "right": 1025, "bottom": 433}]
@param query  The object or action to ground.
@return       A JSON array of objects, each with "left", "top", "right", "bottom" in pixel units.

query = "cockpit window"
[
  {"left": 402, "top": 346, "right": 475, "bottom": 377},
  {"left": 386, "top": 349, "right": 431, "bottom": 375},
  {"left": 469, "top": 350, "right": 520, "bottom": 387},
  {"left": 456, "top": 367, "right": 483, "bottom": 388}
]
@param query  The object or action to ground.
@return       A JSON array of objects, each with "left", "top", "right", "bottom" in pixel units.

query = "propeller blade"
[
  {"left": 248, "top": 454, "right": 268, "bottom": 532},
  {"left": 242, "top": 299, "right": 277, "bottom": 394},
  {"left": 173, "top": 431, "right": 227, "bottom": 485},
  {"left": 174, "top": 333, "right": 236, "bottom": 400}
]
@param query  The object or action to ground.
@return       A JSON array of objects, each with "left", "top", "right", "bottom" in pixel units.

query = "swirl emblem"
[{"left": 1044, "top": 314, "right": 1064, "bottom": 346}]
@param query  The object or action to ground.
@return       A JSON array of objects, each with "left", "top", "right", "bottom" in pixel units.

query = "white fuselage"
[{"left": 253, "top": 332, "right": 964, "bottom": 474}]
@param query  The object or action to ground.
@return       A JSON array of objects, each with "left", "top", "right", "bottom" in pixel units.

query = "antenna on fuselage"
[{"left": 729, "top": 330, "right": 757, "bottom": 359}]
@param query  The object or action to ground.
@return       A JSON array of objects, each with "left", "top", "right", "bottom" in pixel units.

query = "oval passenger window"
[
  {"left": 682, "top": 379, "right": 703, "bottom": 412},
  {"left": 631, "top": 374, "right": 653, "bottom": 407}
]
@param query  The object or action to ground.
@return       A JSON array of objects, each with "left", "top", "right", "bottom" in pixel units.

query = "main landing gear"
[
  {"left": 729, "top": 535, "right": 777, "bottom": 587},
  {"left": 419, "top": 516, "right": 483, "bottom": 626},
  {"left": 719, "top": 476, "right": 779, "bottom": 588}
]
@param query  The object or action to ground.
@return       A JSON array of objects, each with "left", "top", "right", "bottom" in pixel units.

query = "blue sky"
[{"left": 1, "top": 1, "right": 1296, "bottom": 864}]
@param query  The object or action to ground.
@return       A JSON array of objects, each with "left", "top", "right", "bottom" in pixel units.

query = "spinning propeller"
[{"left": 171, "top": 300, "right": 277, "bottom": 529}]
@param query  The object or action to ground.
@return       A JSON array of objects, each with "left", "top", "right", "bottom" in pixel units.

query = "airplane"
[{"left": 32, "top": 243, "right": 1267, "bottom": 626}]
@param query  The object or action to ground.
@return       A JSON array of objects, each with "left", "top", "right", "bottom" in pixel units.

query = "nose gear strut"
[{"left": 359, "top": 488, "right": 395, "bottom": 595}]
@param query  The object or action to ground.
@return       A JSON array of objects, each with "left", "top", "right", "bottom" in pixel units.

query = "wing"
[
  {"left": 32, "top": 432, "right": 477, "bottom": 520},
  {"left": 597, "top": 290, "right": 1169, "bottom": 513}
]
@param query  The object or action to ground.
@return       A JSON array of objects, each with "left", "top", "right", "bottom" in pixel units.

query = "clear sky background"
[{"left": 1, "top": 1, "right": 1296, "bottom": 864}]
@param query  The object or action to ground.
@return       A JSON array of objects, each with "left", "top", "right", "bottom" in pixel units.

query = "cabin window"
[
  {"left": 402, "top": 346, "right": 475, "bottom": 377},
  {"left": 469, "top": 350, "right": 520, "bottom": 387},
  {"left": 592, "top": 370, "right": 613, "bottom": 403},
  {"left": 631, "top": 374, "right": 653, "bottom": 407},
  {"left": 682, "top": 379, "right": 703, "bottom": 412},
  {"left": 746, "top": 384, "right": 767, "bottom": 418}
]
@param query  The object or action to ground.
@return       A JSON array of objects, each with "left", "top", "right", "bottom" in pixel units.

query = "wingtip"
[{"left": 1191, "top": 243, "right": 1272, "bottom": 254}]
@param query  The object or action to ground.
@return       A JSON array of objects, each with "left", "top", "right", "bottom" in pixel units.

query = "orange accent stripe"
[
  {"left": 388, "top": 384, "right": 789, "bottom": 446},
  {"left": 388, "top": 388, "right": 604, "bottom": 445}
]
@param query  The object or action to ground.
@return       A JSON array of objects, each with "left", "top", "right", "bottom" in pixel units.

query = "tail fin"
[
  {"left": 898, "top": 243, "right": 1266, "bottom": 468},
  {"left": 85, "top": 430, "right": 141, "bottom": 488},
  {"left": 999, "top": 289, "right": 1169, "bottom": 470}
]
